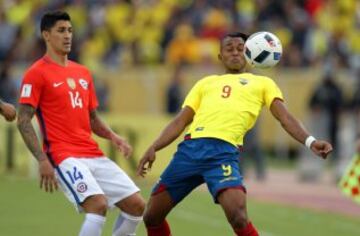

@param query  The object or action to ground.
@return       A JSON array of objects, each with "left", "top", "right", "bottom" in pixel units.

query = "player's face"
[
  {"left": 219, "top": 37, "right": 247, "bottom": 72},
  {"left": 43, "top": 20, "right": 72, "bottom": 55}
]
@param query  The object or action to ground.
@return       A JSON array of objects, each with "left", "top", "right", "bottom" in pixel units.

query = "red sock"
[
  {"left": 146, "top": 220, "right": 171, "bottom": 236},
  {"left": 234, "top": 222, "right": 259, "bottom": 236}
]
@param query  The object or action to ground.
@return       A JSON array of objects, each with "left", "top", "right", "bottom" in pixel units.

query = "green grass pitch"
[{"left": 0, "top": 175, "right": 359, "bottom": 236}]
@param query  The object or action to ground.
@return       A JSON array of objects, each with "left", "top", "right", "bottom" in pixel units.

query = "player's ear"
[
  {"left": 41, "top": 30, "right": 50, "bottom": 42},
  {"left": 218, "top": 53, "right": 222, "bottom": 62}
]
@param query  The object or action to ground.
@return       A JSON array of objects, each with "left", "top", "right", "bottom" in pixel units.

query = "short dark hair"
[
  {"left": 40, "top": 11, "right": 71, "bottom": 32},
  {"left": 221, "top": 32, "right": 249, "bottom": 45}
]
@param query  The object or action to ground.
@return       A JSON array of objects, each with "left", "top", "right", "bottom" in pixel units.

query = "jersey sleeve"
[
  {"left": 88, "top": 72, "right": 99, "bottom": 111},
  {"left": 19, "top": 69, "right": 44, "bottom": 108},
  {"left": 263, "top": 78, "right": 284, "bottom": 109},
  {"left": 182, "top": 79, "right": 204, "bottom": 112}
]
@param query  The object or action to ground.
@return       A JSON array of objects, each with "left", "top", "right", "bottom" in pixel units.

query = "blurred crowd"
[
  {"left": 1, "top": 0, "right": 360, "bottom": 182},
  {"left": 0, "top": 0, "right": 359, "bottom": 71}
]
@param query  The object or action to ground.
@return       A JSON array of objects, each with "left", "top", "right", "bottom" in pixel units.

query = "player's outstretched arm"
[
  {"left": 89, "top": 109, "right": 132, "bottom": 157},
  {"left": 17, "top": 104, "right": 58, "bottom": 192},
  {"left": 0, "top": 99, "right": 17, "bottom": 122},
  {"left": 270, "top": 99, "right": 333, "bottom": 159},
  {"left": 137, "top": 106, "right": 195, "bottom": 177}
]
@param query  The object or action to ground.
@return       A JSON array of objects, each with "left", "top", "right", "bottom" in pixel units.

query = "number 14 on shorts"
[{"left": 66, "top": 166, "right": 84, "bottom": 184}]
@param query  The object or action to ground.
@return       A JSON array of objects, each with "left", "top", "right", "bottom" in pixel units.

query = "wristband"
[{"left": 305, "top": 136, "right": 316, "bottom": 149}]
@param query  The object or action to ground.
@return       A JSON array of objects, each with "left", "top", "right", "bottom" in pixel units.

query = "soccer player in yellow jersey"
[{"left": 137, "top": 32, "right": 333, "bottom": 236}]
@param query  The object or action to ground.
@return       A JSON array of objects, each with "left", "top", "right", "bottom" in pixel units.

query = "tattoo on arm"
[
  {"left": 17, "top": 104, "right": 45, "bottom": 161},
  {"left": 89, "top": 109, "right": 113, "bottom": 140}
]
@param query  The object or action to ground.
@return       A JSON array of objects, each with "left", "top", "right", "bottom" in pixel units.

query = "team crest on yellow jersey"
[
  {"left": 67, "top": 78, "right": 76, "bottom": 90},
  {"left": 239, "top": 78, "right": 248, "bottom": 85}
]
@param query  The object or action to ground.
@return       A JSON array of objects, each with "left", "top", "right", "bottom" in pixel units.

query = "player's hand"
[
  {"left": 111, "top": 134, "right": 132, "bottom": 158},
  {"left": 137, "top": 146, "right": 156, "bottom": 177},
  {"left": 0, "top": 102, "right": 16, "bottom": 122},
  {"left": 39, "top": 155, "right": 58, "bottom": 193},
  {"left": 310, "top": 140, "right": 333, "bottom": 159}
]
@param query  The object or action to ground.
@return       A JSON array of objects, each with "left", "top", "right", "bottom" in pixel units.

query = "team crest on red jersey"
[
  {"left": 79, "top": 78, "right": 88, "bottom": 90},
  {"left": 67, "top": 78, "right": 76, "bottom": 90}
]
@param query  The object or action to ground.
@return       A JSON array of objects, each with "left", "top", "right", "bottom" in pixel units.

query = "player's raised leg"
[
  {"left": 85, "top": 157, "right": 145, "bottom": 236},
  {"left": 218, "top": 188, "right": 259, "bottom": 236},
  {"left": 142, "top": 140, "right": 206, "bottom": 236},
  {"left": 113, "top": 192, "right": 145, "bottom": 236},
  {"left": 55, "top": 158, "right": 109, "bottom": 236},
  {"left": 144, "top": 190, "right": 174, "bottom": 236}
]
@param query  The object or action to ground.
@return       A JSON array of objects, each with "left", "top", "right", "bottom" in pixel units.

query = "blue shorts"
[{"left": 152, "top": 138, "right": 245, "bottom": 204}]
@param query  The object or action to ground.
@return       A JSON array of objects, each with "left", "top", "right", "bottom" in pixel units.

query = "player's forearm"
[
  {"left": 279, "top": 113, "right": 309, "bottom": 145},
  {"left": 270, "top": 99, "right": 310, "bottom": 145},
  {"left": 152, "top": 117, "right": 187, "bottom": 151},
  {"left": 89, "top": 110, "right": 114, "bottom": 140},
  {"left": 17, "top": 105, "right": 46, "bottom": 161},
  {"left": 152, "top": 106, "right": 194, "bottom": 151},
  {"left": 18, "top": 122, "right": 46, "bottom": 161}
]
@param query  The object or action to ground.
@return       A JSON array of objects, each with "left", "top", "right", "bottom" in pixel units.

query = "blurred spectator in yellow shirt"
[{"left": 166, "top": 24, "right": 200, "bottom": 65}]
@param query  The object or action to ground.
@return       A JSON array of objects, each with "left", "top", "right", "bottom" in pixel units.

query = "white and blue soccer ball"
[{"left": 244, "top": 31, "right": 282, "bottom": 68}]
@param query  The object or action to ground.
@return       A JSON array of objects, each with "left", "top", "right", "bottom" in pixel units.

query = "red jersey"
[{"left": 19, "top": 56, "right": 104, "bottom": 165}]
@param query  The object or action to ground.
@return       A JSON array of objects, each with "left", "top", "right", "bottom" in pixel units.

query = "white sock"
[
  {"left": 112, "top": 212, "right": 143, "bottom": 236},
  {"left": 79, "top": 213, "right": 106, "bottom": 236}
]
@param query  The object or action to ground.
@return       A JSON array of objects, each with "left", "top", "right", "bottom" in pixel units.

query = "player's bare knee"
[
  {"left": 82, "top": 195, "right": 108, "bottom": 215},
  {"left": 131, "top": 198, "right": 146, "bottom": 216},
  {"left": 90, "top": 199, "right": 108, "bottom": 215},
  {"left": 116, "top": 193, "right": 146, "bottom": 216},
  {"left": 228, "top": 209, "right": 248, "bottom": 229},
  {"left": 143, "top": 210, "right": 154, "bottom": 226},
  {"left": 143, "top": 210, "right": 163, "bottom": 227}
]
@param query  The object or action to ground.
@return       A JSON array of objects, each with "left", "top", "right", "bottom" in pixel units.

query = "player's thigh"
[
  {"left": 55, "top": 158, "right": 104, "bottom": 211},
  {"left": 152, "top": 153, "right": 204, "bottom": 204},
  {"left": 87, "top": 158, "right": 140, "bottom": 208},
  {"left": 217, "top": 188, "right": 248, "bottom": 227},
  {"left": 143, "top": 190, "right": 174, "bottom": 226}
]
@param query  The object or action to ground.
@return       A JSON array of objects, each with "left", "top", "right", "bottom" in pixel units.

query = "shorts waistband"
[{"left": 183, "top": 134, "right": 243, "bottom": 151}]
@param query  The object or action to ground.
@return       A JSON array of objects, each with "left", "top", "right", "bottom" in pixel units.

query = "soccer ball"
[{"left": 244, "top": 31, "right": 282, "bottom": 68}]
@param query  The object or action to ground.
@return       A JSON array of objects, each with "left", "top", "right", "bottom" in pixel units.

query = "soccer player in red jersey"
[
  {"left": 137, "top": 32, "right": 333, "bottom": 236},
  {"left": 0, "top": 98, "right": 16, "bottom": 121},
  {"left": 17, "top": 11, "right": 145, "bottom": 236}
]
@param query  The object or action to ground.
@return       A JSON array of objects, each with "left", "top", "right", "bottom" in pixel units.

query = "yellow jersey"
[{"left": 183, "top": 73, "right": 283, "bottom": 146}]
